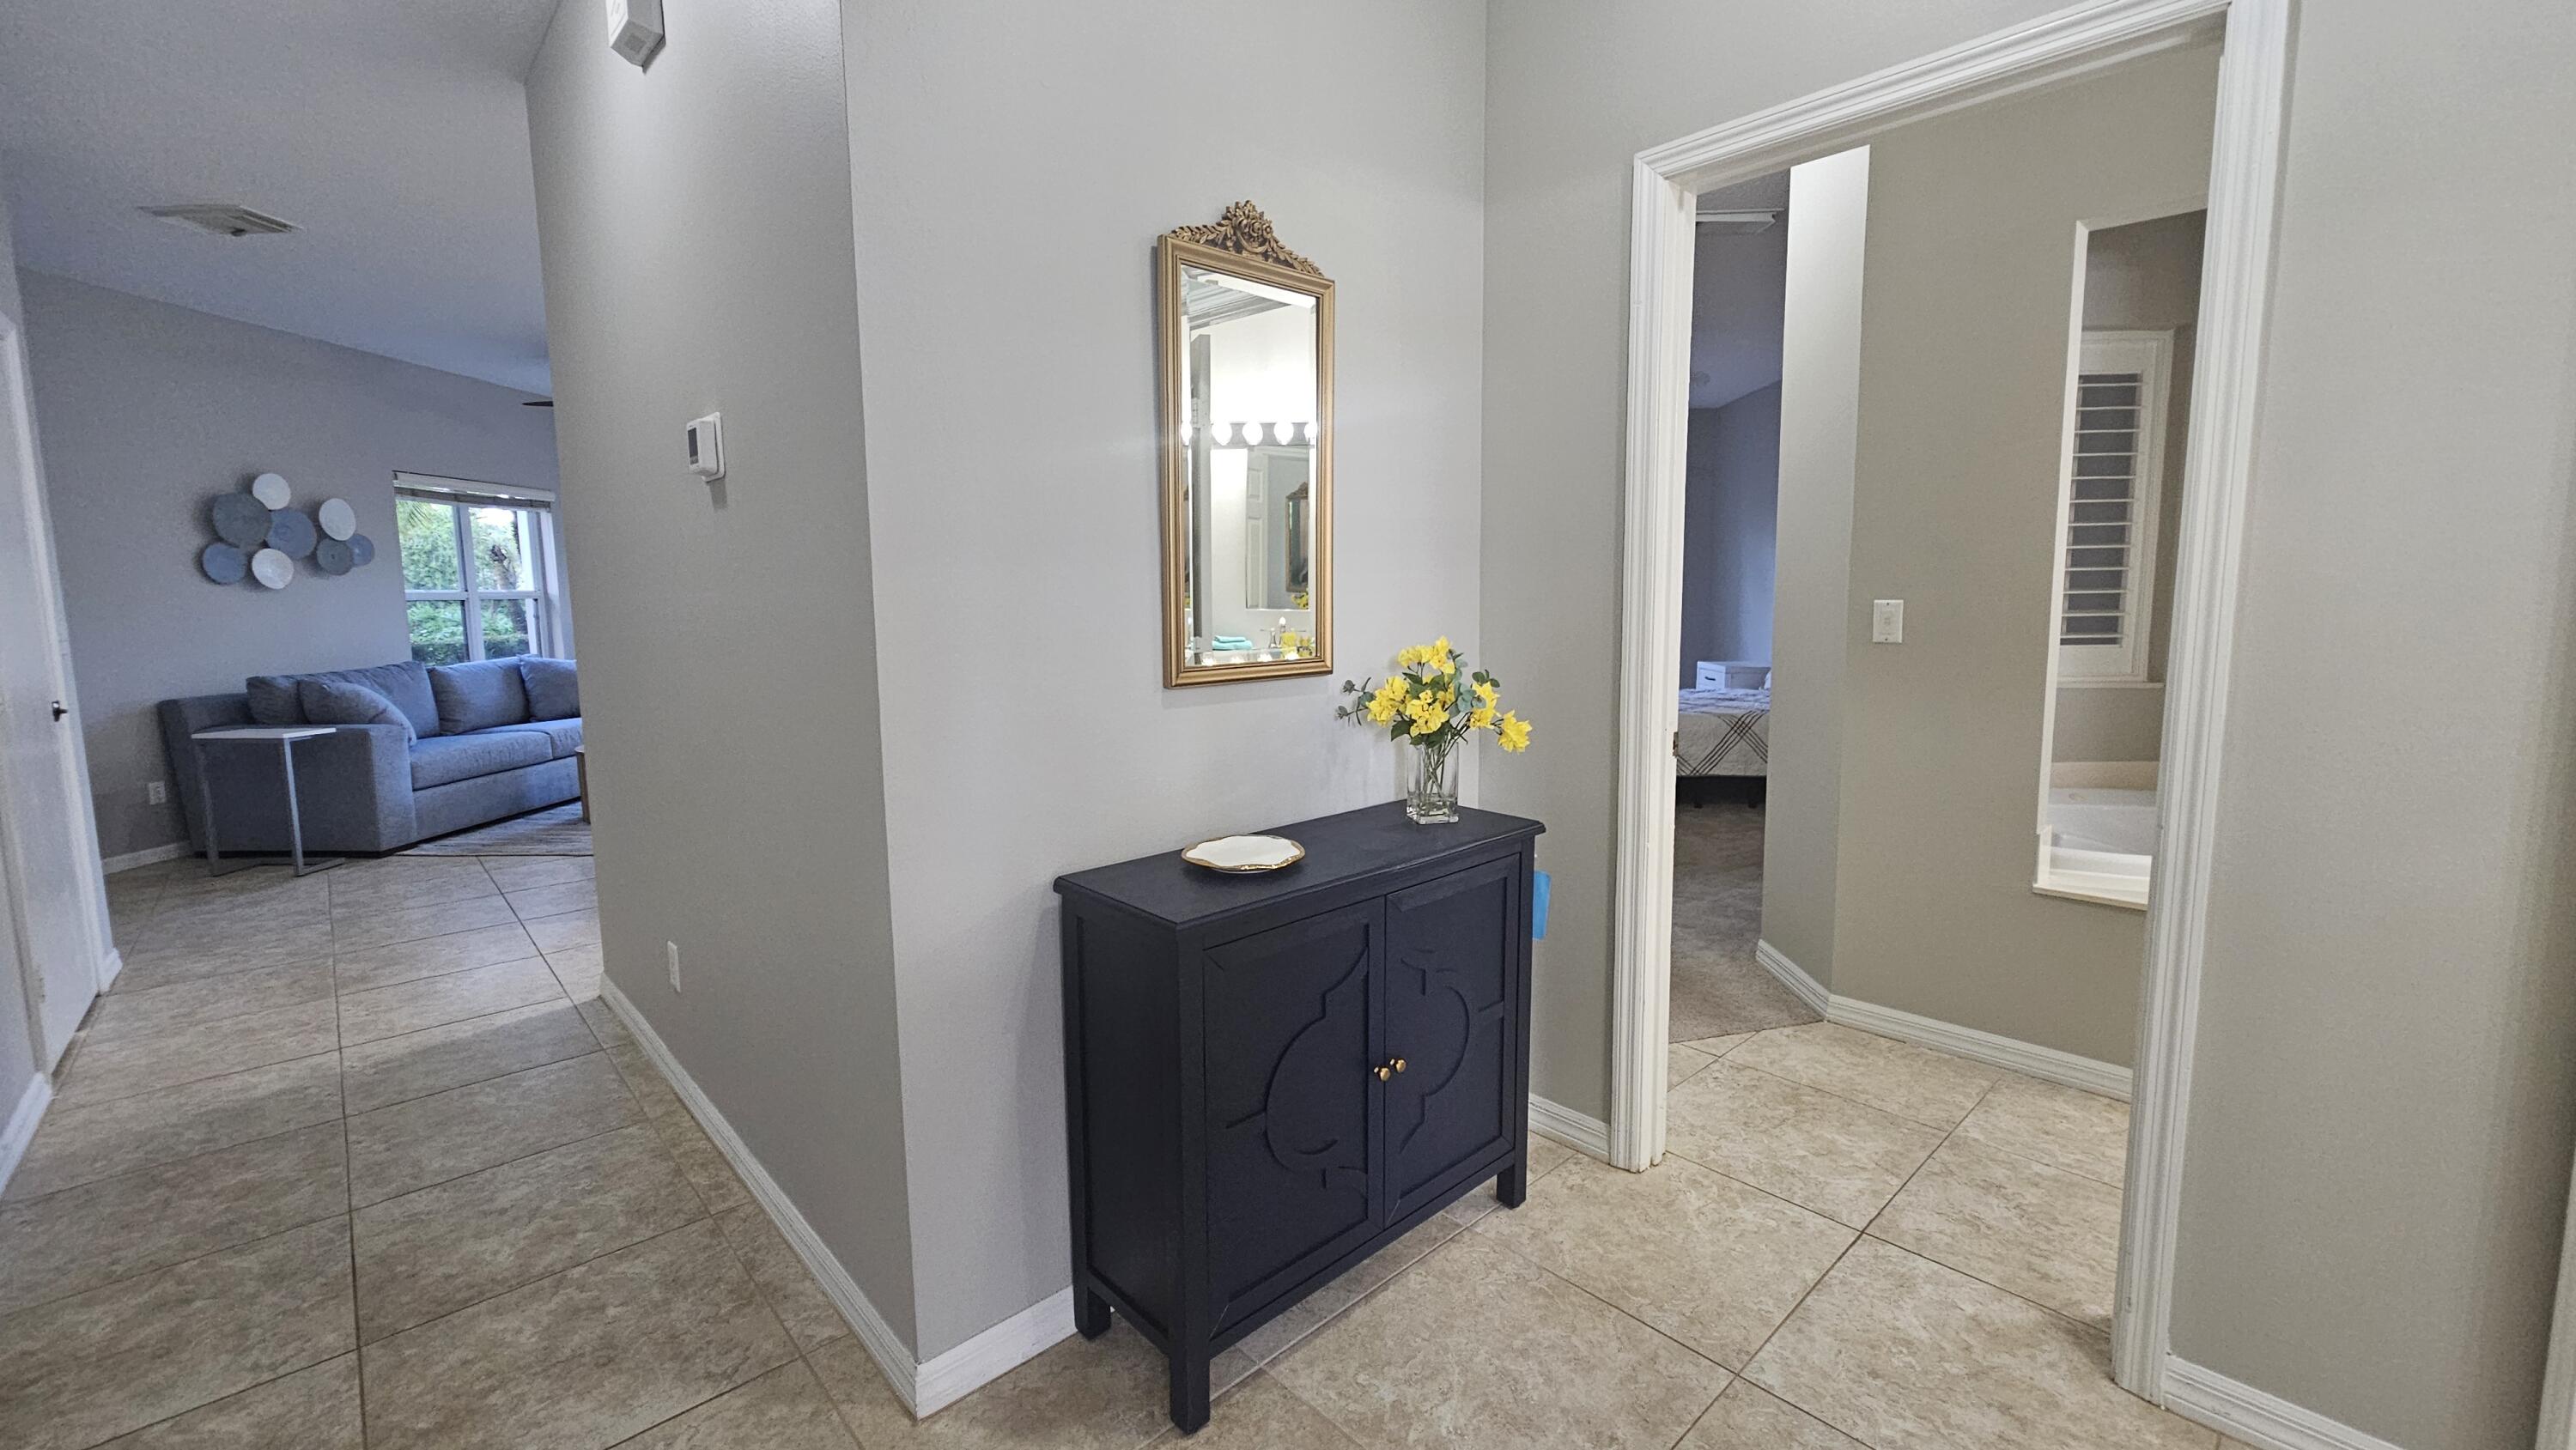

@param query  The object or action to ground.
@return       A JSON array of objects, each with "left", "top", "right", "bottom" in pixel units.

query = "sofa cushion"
[
  {"left": 247, "top": 660, "right": 440, "bottom": 737},
  {"left": 297, "top": 678, "right": 417, "bottom": 743},
  {"left": 488, "top": 717, "right": 584, "bottom": 759},
  {"left": 408, "top": 729, "right": 552, "bottom": 789},
  {"left": 428, "top": 660, "right": 531, "bottom": 736},
  {"left": 519, "top": 657, "right": 580, "bottom": 721}
]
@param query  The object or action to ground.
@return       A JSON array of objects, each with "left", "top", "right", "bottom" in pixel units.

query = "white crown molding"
[
  {"left": 598, "top": 978, "right": 1069, "bottom": 1418},
  {"left": 2164, "top": 1356, "right": 2414, "bottom": 1450},
  {"left": 0, "top": 1073, "right": 53, "bottom": 1197}
]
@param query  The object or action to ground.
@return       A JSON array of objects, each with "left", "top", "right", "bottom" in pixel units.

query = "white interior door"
[{"left": 0, "top": 318, "right": 103, "bottom": 1068}]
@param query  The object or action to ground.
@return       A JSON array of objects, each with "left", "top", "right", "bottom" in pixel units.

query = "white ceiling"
[
  {"left": 0, "top": 0, "right": 561, "bottom": 394},
  {"left": 1689, "top": 171, "right": 1790, "bottom": 410}
]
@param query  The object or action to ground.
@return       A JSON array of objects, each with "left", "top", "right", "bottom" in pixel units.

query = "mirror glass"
[
  {"left": 1159, "top": 206, "right": 1332, "bottom": 686},
  {"left": 1182, "top": 267, "right": 1317, "bottom": 666}
]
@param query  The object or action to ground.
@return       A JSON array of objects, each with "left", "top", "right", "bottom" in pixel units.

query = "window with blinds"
[{"left": 2056, "top": 332, "right": 2172, "bottom": 683}]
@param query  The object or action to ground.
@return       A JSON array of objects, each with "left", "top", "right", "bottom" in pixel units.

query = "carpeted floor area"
[
  {"left": 400, "top": 803, "right": 592, "bottom": 857},
  {"left": 1669, "top": 798, "right": 1820, "bottom": 1041}
]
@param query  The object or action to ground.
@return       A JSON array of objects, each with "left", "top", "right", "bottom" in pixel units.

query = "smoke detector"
[
  {"left": 140, "top": 204, "right": 298, "bottom": 238},
  {"left": 1695, "top": 209, "right": 1779, "bottom": 234}
]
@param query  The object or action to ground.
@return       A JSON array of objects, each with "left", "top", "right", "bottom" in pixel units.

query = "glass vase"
[{"left": 1406, "top": 737, "right": 1461, "bottom": 824}]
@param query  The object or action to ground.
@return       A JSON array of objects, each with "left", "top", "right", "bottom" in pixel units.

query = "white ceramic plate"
[
  {"left": 317, "top": 497, "right": 357, "bottom": 540},
  {"left": 1181, "top": 834, "right": 1306, "bottom": 873},
  {"left": 250, "top": 547, "right": 294, "bottom": 589},
  {"left": 251, "top": 471, "right": 292, "bottom": 508}
]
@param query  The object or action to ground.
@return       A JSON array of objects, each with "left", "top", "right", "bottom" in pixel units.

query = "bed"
[{"left": 1675, "top": 685, "right": 1771, "bottom": 778}]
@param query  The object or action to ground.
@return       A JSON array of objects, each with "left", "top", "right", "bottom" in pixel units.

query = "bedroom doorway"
[
  {"left": 1605, "top": 0, "right": 2291, "bottom": 1409},
  {"left": 1667, "top": 167, "right": 1810, "bottom": 1058}
]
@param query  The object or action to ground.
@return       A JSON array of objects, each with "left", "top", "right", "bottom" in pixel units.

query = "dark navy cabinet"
[{"left": 1054, "top": 803, "right": 1542, "bottom": 1434}]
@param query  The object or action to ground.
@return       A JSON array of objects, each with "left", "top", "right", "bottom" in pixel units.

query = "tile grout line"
[{"left": 1717, "top": 1073, "right": 2007, "bottom": 1448}]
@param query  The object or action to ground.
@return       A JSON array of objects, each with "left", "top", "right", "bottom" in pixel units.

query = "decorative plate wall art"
[{"left": 198, "top": 473, "right": 376, "bottom": 588}]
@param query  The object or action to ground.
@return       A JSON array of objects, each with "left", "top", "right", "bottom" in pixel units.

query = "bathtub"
[{"left": 2039, "top": 780, "right": 2156, "bottom": 907}]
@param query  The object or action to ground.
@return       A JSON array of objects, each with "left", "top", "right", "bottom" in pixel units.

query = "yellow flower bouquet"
[{"left": 1335, "top": 636, "right": 1532, "bottom": 822}]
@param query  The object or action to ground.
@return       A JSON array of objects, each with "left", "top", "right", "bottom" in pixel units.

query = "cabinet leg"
[
  {"left": 1497, "top": 1161, "right": 1528, "bottom": 1208},
  {"left": 1168, "top": 1350, "right": 1211, "bottom": 1435},
  {"left": 1074, "top": 1287, "right": 1111, "bottom": 1340}
]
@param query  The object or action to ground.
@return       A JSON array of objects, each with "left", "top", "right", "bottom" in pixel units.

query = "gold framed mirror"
[{"left": 1158, "top": 202, "right": 1334, "bottom": 687}]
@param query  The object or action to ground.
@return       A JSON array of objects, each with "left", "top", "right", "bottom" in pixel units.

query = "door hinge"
[{"left": 52, "top": 701, "right": 69, "bottom": 721}]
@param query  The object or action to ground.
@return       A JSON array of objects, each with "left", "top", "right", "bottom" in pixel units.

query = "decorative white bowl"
[{"left": 1181, "top": 834, "right": 1306, "bottom": 873}]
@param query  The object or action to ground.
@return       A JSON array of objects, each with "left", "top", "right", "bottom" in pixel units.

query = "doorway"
[
  {"left": 1603, "top": 0, "right": 2292, "bottom": 1411},
  {"left": 0, "top": 314, "right": 112, "bottom": 1074}
]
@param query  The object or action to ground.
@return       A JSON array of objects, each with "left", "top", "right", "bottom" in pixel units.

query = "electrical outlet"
[
  {"left": 665, "top": 941, "right": 682, "bottom": 994},
  {"left": 145, "top": 780, "right": 167, "bottom": 806}
]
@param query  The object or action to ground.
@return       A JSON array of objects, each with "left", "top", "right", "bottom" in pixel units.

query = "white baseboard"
[
  {"left": 1828, "top": 995, "right": 2131, "bottom": 1101},
  {"left": 97, "top": 948, "right": 123, "bottom": 992},
  {"left": 2163, "top": 1355, "right": 2411, "bottom": 1450},
  {"left": 102, "top": 841, "right": 188, "bottom": 874},
  {"left": 1528, "top": 1094, "right": 1611, "bottom": 1161},
  {"left": 0, "top": 1073, "right": 53, "bottom": 1196},
  {"left": 914, "top": 1287, "right": 1076, "bottom": 1416},
  {"left": 597, "top": 979, "right": 1068, "bottom": 1419},
  {"left": 1753, "top": 939, "right": 1831, "bottom": 1016},
  {"left": 1753, "top": 939, "right": 2130, "bottom": 1101}
]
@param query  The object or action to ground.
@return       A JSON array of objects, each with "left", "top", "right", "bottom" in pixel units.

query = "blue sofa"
[{"left": 159, "top": 657, "right": 583, "bottom": 855}]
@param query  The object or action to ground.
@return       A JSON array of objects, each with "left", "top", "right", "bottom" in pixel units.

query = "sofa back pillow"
[
  {"left": 298, "top": 677, "right": 418, "bottom": 743},
  {"left": 518, "top": 657, "right": 580, "bottom": 721},
  {"left": 428, "top": 658, "right": 532, "bottom": 735},
  {"left": 246, "top": 660, "right": 440, "bottom": 737}
]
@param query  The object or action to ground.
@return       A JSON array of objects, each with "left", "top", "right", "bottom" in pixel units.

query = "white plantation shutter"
[{"left": 2056, "top": 332, "right": 2172, "bottom": 683}]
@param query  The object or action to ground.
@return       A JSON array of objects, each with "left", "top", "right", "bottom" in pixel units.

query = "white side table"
[{"left": 190, "top": 726, "right": 345, "bottom": 878}]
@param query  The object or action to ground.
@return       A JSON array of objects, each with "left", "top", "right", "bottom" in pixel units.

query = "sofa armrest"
[{"left": 168, "top": 719, "right": 421, "bottom": 855}]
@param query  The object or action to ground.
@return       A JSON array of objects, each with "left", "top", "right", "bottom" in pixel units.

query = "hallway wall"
[
  {"left": 839, "top": 0, "right": 1489, "bottom": 1362},
  {"left": 524, "top": 0, "right": 917, "bottom": 1348}
]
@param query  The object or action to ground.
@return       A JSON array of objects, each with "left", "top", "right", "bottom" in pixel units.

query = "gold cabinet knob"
[
  {"left": 1374, "top": 1065, "right": 1392, "bottom": 1082},
  {"left": 1390, "top": 1058, "right": 1407, "bottom": 1074}
]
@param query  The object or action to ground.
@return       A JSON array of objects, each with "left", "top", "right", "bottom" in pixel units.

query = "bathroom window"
[
  {"left": 398, "top": 475, "right": 562, "bottom": 665},
  {"left": 2055, "top": 332, "right": 2172, "bottom": 684}
]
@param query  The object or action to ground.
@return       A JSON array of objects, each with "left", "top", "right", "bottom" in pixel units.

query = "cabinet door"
[
  {"left": 1200, "top": 901, "right": 1383, "bottom": 1332},
  {"left": 1382, "top": 856, "right": 1521, "bottom": 1221}
]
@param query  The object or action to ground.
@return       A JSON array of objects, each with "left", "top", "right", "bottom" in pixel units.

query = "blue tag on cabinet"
[{"left": 1532, "top": 871, "right": 1550, "bottom": 939}]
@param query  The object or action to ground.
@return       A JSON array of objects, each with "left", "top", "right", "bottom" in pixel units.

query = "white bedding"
[{"left": 1675, "top": 687, "right": 1770, "bottom": 778}]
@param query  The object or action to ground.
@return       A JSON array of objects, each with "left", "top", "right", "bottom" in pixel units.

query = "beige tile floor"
[{"left": 5, "top": 856, "right": 2233, "bottom": 1448}]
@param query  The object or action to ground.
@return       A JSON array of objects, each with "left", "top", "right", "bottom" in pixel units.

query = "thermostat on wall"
[
  {"left": 607, "top": 0, "right": 665, "bottom": 70},
  {"left": 685, "top": 412, "right": 724, "bottom": 482}
]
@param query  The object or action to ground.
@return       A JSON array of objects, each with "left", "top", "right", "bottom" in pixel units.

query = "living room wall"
[{"left": 15, "top": 272, "right": 558, "bottom": 862}]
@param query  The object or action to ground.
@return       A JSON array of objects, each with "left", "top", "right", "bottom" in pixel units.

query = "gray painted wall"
[
  {"left": 1678, "top": 385, "right": 1781, "bottom": 683},
  {"left": 15, "top": 274, "right": 559, "bottom": 862},
  {"left": 1484, "top": 0, "right": 2576, "bottom": 1442},
  {"left": 524, "top": 0, "right": 918, "bottom": 1347},
  {"left": 2052, "top": 209, "right": 2203, "bottom": 766},
  {"left": 1826, "top": 46, "right": 2216, "bottom": 1067},
  {"left": 1759, "top": 149, "right": 1870, "bottom": 986},
  {"left": 840, "top": 0, "right": 1489, "bottom": 1360},
  {"left": 0, "top": 159, "right": 41, "bottom": 1111},
  {"left": 2167, "top": 2, "right": 2576, "bottom": 1443}
]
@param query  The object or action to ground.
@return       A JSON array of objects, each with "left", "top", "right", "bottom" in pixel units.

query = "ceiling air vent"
[{"left": 139, "top": 203, "right": 299, "bottom": 238}]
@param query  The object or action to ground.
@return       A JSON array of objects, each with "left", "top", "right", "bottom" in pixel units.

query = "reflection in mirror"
[
  {"left": 1159, "top": 204, "right": 1333, "bottom": 686},
  {"left": 2036, "top": 210, "right": 2206, "bottom": 909}
]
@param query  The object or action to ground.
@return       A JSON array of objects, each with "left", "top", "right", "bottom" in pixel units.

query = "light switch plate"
[{"left": 1871, "top": 599, "right": 1905, "bottom": 643}]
